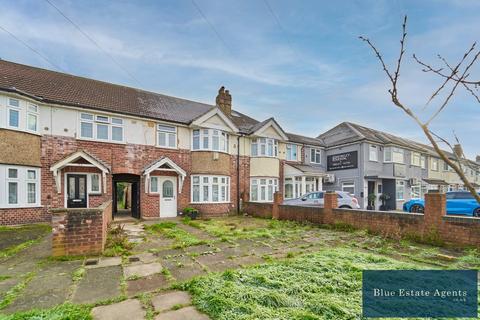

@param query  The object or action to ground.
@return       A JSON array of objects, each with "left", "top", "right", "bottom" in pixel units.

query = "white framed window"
[
  {"left": 251, "top": 138, "right": 278, "bottom": 157},
  {"left": 192, "top": 129, "right": 229, "bottom": 152},
  {"left": 157, "top": 124, "right": 177, "bottom": 148},
  {"left": 411, "top": 152, "right": 421, "bottom": 166},
  {"left": 396, "top": 180, "right": 405, "bottom": 200},
  {"left": 90, "top": 174, "right": 100, "bottom": 193},
  {"left": 310, "top": 148, "right": 321, "bottom": 164},
  {"left": 384, "top": 147, "right": 404, "bottom": 163},
  {"left": 79, "top": 113, "right": 124, "bottom": 143},
  {"left": 420, "top": 155, "right": 426, "bottom": 169},
  {"left": 443, "top": 161, "right": 449, "bottom": 171},
  {"left": 369, "top": 145, "right": 378, "bottom": 161},
  {"left": 191, "top": 175, "right": 230, "bottom": 203},
  {"left": 7, "top": 98, "right": 21, "bottom": 129},
  {"left": 431, "top": 158, "right": 439, "bottom": 171},
  {"left": 286, "top": 144, "right": 298, "bottom": 161},
  {"left": 150, "top": 176, "right": 158, "bottom": 193},
  {"left": 26, "top": 104, "right": 39, "bottom": 132},
  {"left": 1, "top": 165, "right": 41, "bottom": 208},
  {"left": 341, "top": 181, "right": 355, "bottom": 195},
  {"left": 250, "top": 178, "right": 278, "bottom": 202}
]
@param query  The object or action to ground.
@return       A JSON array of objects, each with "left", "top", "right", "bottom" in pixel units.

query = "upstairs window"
[
  {"left": 7, "top": 98, "right": 20, "bottom": 128},
  {"left": 157, "top": 124, "right": 177, "bottom": 148},
  {"left": 79, "top": 113, "right": 124, "bottom": 142},
  {"left": 431, "top": 158, "right": 439, "bottom": 171},
  {"left": 384, "top": 147, "right": 404, "bottom": 163},
  {"left": 310, "top": 148, "right": 321, "bottom": 164},
  {"left": 251, "top": 138, "right": 278, "bottom": 157},
  {"left": 27, "top": 104, "right": 38, "bottom": 132},
  {"left": 369, "top": 145, "right": 378, "bottom": 161},
  {"left": 286, "top": 144, "right": 298, "bottom": 161},
  {"left": 443, "top": 161, "right": 449, "bottom": 171},
  {"left": 192, "top": 129, "right": 228, "bottom": 152},
  {"left": 420, "top": 155, "right": 426, "bottom": 169},
  {"left": 411, "top": 152, "right": 421, "bottom": 166}
]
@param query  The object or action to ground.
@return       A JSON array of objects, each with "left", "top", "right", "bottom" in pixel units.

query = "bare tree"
[{"left": 359, "top": 16, "right": 480, "bottom": 204}]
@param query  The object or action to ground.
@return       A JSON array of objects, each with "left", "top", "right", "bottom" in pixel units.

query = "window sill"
[
  {"left": 251, "top": 156, "right": 279, "bottom": 159},
  {"left": 0, "top": 205, "right": 43, "bottom": 209},
  {"left": 249, "top": 201, "right": 274, "bottom": 203},
  {"left": 190, "top": 201, "right": 231, "bottom": 205},
  {"left": 77, "top": 137, "right": 126, "bottom": 145},
  {"left": 191, "top": 149, "right": 230, "bottom": 154},
  {"left": 157, "top": 145, "right": 178, "bottom": 150}
]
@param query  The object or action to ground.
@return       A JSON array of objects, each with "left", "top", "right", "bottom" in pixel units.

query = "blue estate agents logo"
[{"left": 362, "top": 270, "right": 478, "bottom": 318}]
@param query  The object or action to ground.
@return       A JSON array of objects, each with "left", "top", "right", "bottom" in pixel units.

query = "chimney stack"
[
  {"left": 476, "top": 155, "right": 480, "bottom": 164},
  {"left": 453, "top": 144, "right": 463, "bottom": 158},
  {"left": 216, "top": 86, "right": 232, "bottom": 116}
]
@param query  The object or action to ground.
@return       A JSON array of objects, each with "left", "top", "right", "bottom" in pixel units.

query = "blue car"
[{"left": 403, "top": 191, "right": 480, "bottom": 217}]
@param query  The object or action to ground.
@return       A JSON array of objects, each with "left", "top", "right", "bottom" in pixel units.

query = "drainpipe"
[{"left": 236, "top": 134, "right": 243, "bottom": 215}]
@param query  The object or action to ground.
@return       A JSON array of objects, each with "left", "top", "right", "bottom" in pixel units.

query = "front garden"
[{"left": 0, "top": 216, "right": 478, "bottom": 319}]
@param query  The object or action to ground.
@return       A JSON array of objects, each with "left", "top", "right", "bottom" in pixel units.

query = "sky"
[{"left": 0, "top": 0, "right": 479, "bottom": 158}]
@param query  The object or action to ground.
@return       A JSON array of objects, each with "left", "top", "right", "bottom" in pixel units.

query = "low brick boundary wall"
[
  {"left": 244, "top": 192, "right": 480, "bottom": 248},
  {"left": 51, "top": 200, "right": 112, "bottom": 256}
]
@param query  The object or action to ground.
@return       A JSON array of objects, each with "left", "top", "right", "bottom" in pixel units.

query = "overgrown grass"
[
  {"left": 0, "top": 272, "right": 36, "bottom": 310},
  {"left": 183, "top": 217, "right": 309, "bottom": 241},
  {"left": 182, "top": 248, "right": 428, "bottom": 320},
  {"left": 145, "top": 222, "right": 204, "bottom": 248},
  {"left": 104, "top": 225, "right": 133, "bottom": 257},
  {"left": 0, "top": 303, "right": 92, "bottom": 320}
]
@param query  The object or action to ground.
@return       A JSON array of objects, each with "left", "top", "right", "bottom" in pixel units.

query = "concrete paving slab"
[
  {"left": 169, "top": 263, "right": 206, "bottom": 283},
  {"left": 130, "top": 252, "right": 158, "bottom": 264},
  {"left": 127, "top": 273, "right": 170, "bottom": 297},
  {"left": 151, "top": 291, "right": 191, "bottom": 312},
  {"left": 73, "top": 265, "right": 122, "bottom": 304},
  {"left": 204, "top": 260, "right": 240, "bottom": 273},
  {"left": 91, "top": 299, "right": 146, "bottom": 320},
  {"left": 124, "top": 262, "right": 162, "bottom": 278},
  {"left": 86, "top": 257, "right": 122, "bottom": 269},
  {"left": 3, "top": 260, "right": 81, "bottom": 313},
  {"left": 155, "top": 306, "right": 210, "bottom": 320}
]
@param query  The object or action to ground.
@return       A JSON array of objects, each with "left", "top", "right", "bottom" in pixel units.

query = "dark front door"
[
  {"left": 131, "top": 181, "right": 141, "bottom": 219},
  {"left": 67, "top": 174, "right": 87, "bottom": 208}
]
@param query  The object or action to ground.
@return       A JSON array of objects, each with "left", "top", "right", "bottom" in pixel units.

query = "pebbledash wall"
[{"left": 243, "top": 191, "right": 480, "bottom": 248}]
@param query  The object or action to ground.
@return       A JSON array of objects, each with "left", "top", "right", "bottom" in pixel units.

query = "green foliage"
[
  {"left": 104, "top": 225, "right": 133, "bottom": 257},
  {"left": 0, "top": 275, "right": 11, "bottom": 282},
  {"left": 145, "top": 222, "right": 204, "bottom": 248},
  {"left": 182, "top": 249, "right": 422, "bottom": 320},
  {"left": 331, "top": 222, "right": 356, "bottom": 233},
  {"left": 0, "top": 224, "right": 51, "bottom": 259},
  {"left": 72, "top": 267, "right": 85, "bottom": 283},
  {"left": 1, "top": 303, "right": 92, "bottom": 320}
]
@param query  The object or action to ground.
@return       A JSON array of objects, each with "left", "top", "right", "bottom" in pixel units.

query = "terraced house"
[
  {"left": 1, "top": 60, "right": 479, "bottom": 225},
  {"left": 0, "top": 60, "right": 326, "bottom": 225}
]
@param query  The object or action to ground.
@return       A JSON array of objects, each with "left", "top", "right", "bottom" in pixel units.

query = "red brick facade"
[{"left": 1, "top": 134, "right": 254, "bottom": 224}]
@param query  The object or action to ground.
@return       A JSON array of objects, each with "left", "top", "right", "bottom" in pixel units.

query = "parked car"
[
  {"left": 403, "top": 191, "right": 480, "bottom": 217},
  {"left": 283, "top": 191, "right": 360, "bottom": 209}
]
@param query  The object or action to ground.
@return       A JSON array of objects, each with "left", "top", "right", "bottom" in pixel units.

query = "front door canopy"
[
  {"left": 50, "top": 150, "right": 110, "bottom": 194},
  {"left": 143, "top": 157, "right": 187, "bottom": 194}
]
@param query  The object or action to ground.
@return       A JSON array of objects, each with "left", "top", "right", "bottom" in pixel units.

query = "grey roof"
[
  {"left": 318, "top": 122, "right": 428, "bottom": 152},
  {"left": 286, "top": 132, "right": 325, "bottom": 147}
]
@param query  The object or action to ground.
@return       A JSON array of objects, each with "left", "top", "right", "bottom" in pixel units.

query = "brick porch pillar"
[
  {"left": 272, "top": 191, "right": 283, "bottom": 219},
  {"left": 424, "top": 190, "right": 446, "bottom": 233},
  {"left": 323, "top": 191, "right": 338, "bottom": 224}
]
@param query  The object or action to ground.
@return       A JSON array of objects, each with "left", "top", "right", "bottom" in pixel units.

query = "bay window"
[
  {"left": 79, "top": 113, "right": 124, "bottom": 142},
  {"left": 191, "top": 175, "right": 230, "bottom": 203},
  {"left": 1, "top": 165, "right": 40, "bottom": 208},
  {"left": 251, "top": 138, "right": 278, "bottom": 157},
  {"left": 192, "top": 129, "right": 229, "bottom": 152},
  {"left": 286, "top": 144, "right": 298, "bottom": 161},
  {"left": 384, "top": 147, "right": 404, "bottom": 163},
  {"left": 431, "top": 158, "right": 439, "bottom": 171},
  {"left": 157, "top": 124, "right": 177, "bottom": 148},
  {"left": 310, "top": 148, "right": 321, "bottom": 164},
  {"left": 250, "top": 178, "right": 278, "bottom": 202}
]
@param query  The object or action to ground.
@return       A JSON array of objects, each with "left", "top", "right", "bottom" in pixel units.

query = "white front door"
[{"left": 159, "top": 176, "right": 177, "bottom": 218}]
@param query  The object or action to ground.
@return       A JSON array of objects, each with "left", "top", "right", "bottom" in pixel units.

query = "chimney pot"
[
  {"left": 453, "top": 144, "right": 463, "bottom": 158},
  {"left": 476, "top": 155, "right": 480, "bottom": 163},
  {"left": 216, "top": 86, "right": 232, "bottom": 116}
]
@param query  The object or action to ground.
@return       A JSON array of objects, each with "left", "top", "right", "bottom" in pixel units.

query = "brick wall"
[
  {"left": 0, "top": 207, "right": 50, "bottom": 226},
  {"left": 244, "top": 191, "right": 480, "bottom": 248},
  {"left": 51, "top": 200, "right": 112, "bottom": 256}
]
